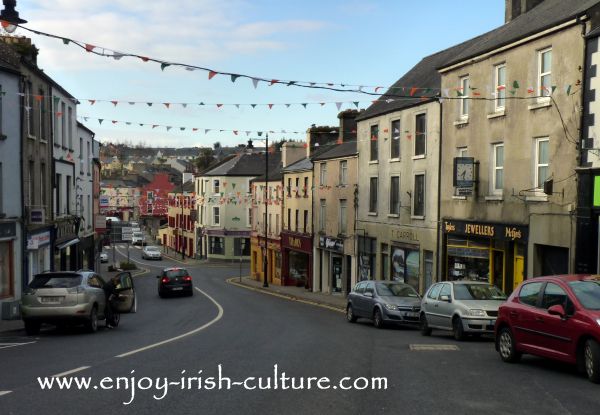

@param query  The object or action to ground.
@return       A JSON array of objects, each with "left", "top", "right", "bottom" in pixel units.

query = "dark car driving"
[
  {"left": 346, "top": 280, "right": 421, "bottom": 328},
  {"left": 158, "top": 267, "right": 193, "bottom": 297}
]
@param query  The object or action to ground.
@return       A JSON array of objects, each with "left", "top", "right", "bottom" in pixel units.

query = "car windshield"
[
  {"left": 146, "top": 247, "right": 159, "bottom": 251},
  {"left": 29, "top": 274, "right": 82, "bottom": 289},
  {"left": 569, "top": 281, "right": 600, "bottom": 310},
  {"left": 454, "top": 284, "right": 507, "bottom": 301},
  {"left": 375, "top": 282, "right": 419, "bottom": 298},
  {"left": 165, "top": 269, "right": 189, "bottom": 277}
]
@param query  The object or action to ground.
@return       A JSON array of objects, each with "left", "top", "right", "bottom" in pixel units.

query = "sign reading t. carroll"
[{"left": 443, "top": 219, "right": 528, "bottom": 241}]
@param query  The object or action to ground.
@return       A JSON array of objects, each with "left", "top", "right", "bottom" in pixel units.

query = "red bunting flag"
[
  {"left": 268, "top": 104, "right": 273, "bottom": 109},
  {"left": 410, "top": 87, "right": 418, "bottom": 96},
  {"left": 111, "top": 100, "right": 118, "bottom": 106},
  {"left": 140, "top": 56, "right": 149, "bottom": 62},
  {"left": 163, "top": 103, "right": 170, "bottom": 108},
  {"left": 85, "top": 44, "right": 95, "bottom": 52},
  {"left": 88, "top": 100, "right": 96, "bottom": 105},
  {"left": 371, "top": 135, "right": 377, "bottom": 141},
  {"left": 56, "top": 112, "right": 63, "bottom": 117},
  {"left": 497, "top": 85, "right": 506, "bottom": 91},
  {"left": 270, "top": 79, "right": 279, "bottom": 86},
  {"left": 208, "top": 71, "right": 218, "bottom": 80}
]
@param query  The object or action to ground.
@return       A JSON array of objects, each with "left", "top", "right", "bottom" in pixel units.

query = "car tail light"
[
  {"left": 24, "top": 287, "right": 37, "bottom": 295},
  {"left": 183, "top": 276, "right": 192, "bottom": 282},
  {"left": 67, "top": 286, "right": 85, "bottom": 294},
  {"left": 161, "top": 277, "right": 170, "bottom": 284}
]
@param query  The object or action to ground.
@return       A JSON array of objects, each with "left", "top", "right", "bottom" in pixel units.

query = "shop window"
[
  {"left": 289, "top": 251, "right": 309, "bottom": 286},
  {"left": 234, "top": 238, "right": 250, "bottom": 256},
  {"left": 518, "top": 282, "right": 543, "bottom": 307},
  {"left": 209, "top": 237, "right": 224, "bottom": 255},
  {"left": 358, "top": 236, "right": 376, "bottom": 281},
  {"left": 447, "top": 236, "right": 490, "bottom": 282},
  {"left": 391, "top": 246, "right": 420, "bottom": 290}
]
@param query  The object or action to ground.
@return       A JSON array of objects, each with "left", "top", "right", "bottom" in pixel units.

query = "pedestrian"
[{"left": 103, "top": 276, "right": 119, "bottom": 328}]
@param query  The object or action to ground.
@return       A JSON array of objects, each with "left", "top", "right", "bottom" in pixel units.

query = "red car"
[{"left": 495, "top": 275, "right": 600, "bottom": 383}]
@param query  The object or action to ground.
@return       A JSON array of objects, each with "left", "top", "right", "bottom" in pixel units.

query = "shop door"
[
  {"left": 492, "top": 250, "right": 505, "bottom": 291},
  {"left": 332, "top": 256, "right": 343, "bottom": 293},
  {"left": 513, "top": 256, "right": 524, "bottom": 291}
]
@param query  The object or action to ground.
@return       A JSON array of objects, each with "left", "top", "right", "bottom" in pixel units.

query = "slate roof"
[
  {"left": 312, "top": 141, "right": 357, "bottom": 161},
  {"left": 441, "top": 0, "right": 600, "bottom": 69},
  {"left": 202, "top": 152, "right": 282, "bottom": 177},
  {"left": 250, "top": 164, "right": 284, "bottom": 183},
  {"left": 283, "top": 157, "right": 313, "bottom": 172}
]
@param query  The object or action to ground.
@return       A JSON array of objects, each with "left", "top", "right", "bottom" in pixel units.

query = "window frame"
[
  {"left": 213, "top": 179, "right": 220, "bottom": 194},
  {"left": 495, "top": 64, "right": 506, "bottom": 111},
  {"left": 319, "top": 163, "right": 327, "bottom": 186},
  {"left": 459, "top": 76, "right": 469, "bottom": 118},
  {"left": 339, "top": 199, "right": 347, "bottom": 235},
  {"left": 389, "top": 176, "right": 400, "bottom": 215},
  {"left": 491, "top": 143, "right": 504, "bottom": 195},
  {"left": 370, "top": 124, "right": 379, "bottom": 162},
  {"left": 413, "top": 173, "right": 425, "bottom": 218},
  {"left": 538, "top": 47, "right": 552, "bottom": 100},
  {"left": 369, "top": 177, "right": 378, "bottom": 214},
  {"left": 534, "top": 137, "right": 550, "bottom": 189},
  {"left": 390, "top": 119, "right": 401, "bottom": 160},
  {"left": 319, "top": 199, "right": 326, "bottom": 232},
  {"left": 339, "top": 160, "right": 348, "bottom": 185},
  {"left": 414, "top": 113, "right": 427, "bottom": 157},
  {"left": 212, "top": 206, "right": 220, "bottom": 226}
]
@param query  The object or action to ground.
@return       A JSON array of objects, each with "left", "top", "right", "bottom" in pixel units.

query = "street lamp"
[
  {"left": 246, "top": 133, "right": 269, "bottom": 287},
  {"left": 0, "top": 0, "right": 27, "bottom": 33},
  {"left": 180, "top": 180, "right": 185, "bottom": 260}
]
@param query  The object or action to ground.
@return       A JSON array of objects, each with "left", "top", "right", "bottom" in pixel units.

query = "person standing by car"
[{"left": 103, "top": 276, "right": 119, "bottom": 328}]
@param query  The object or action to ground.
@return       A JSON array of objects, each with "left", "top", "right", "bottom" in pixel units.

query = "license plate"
[
  {"left": 172, "top": 287, "right": 183, "bottom": 291},
  {"left": 41, "top": 297, "right": 62, "bottom": 304}
]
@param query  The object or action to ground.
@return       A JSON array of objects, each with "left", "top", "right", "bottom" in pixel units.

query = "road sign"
[{"left": 122, "top": 227, "right": 133, "bottom": 241}]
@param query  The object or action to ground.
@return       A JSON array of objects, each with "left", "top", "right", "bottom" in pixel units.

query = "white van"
[{"left": 132, "top": 232, "right": 145, "bottom": 246}]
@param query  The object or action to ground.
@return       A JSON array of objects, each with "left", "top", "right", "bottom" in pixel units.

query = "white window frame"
[
  {"left": 538, "top": 47, "right": 552, "bottom": 101},
  {"left": 459, "top": 76, "right": 469, "bottom": 118},
  {"left": 213, "top": 179, "right": 220, "bottom": 194},
  {"left": 212, "top": 206, "right": 220, "bottom": 226},
  {"left": 535, "top": 137, "right": 550, "bottom": 189},
  {"left": 495, "top": 64, "right": 506, "bottom": 111},
  {"left": 412, "top": 173, "right": 426, "bottom": 219},
  {"left": 390, "top": 119, "right": 401, "bottom": 160},
  {"left": 339, "top": 160, "right": 348, "bottom": 185},
  {"left": 491, "top": 143, "right": 504, "bottom": 195},
  {"left": 319, "top": 163, "right": 327, "bottom": 186}
]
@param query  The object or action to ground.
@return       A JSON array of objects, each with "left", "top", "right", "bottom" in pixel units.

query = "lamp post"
[
  {"left": 247, "top": 133, "right": 269, "bottom": 287},
  {"left": 180, "top": 180, "right": 185, "bottom": 260},
  {"left": 0, "top": 0, "right": 27, "bottom": 33}
]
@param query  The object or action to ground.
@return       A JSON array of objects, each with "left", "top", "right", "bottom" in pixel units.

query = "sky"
[{"left": 11, "top": 0, "right": 505, "bottom": 148}]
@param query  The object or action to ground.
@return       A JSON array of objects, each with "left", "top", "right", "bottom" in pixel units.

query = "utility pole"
[
  {"left": 181, "top": 180, "right": 185, "bottom": 260},
  {"left": 263, "top": 133, "right": 269, "bottom": 287}
]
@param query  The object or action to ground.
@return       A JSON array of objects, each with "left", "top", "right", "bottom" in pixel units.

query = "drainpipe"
[
  {"left": 435, "top": 98, "right": 443, "bottom": 284},
  {"left": 19, "top": 74, "right": 27, "bottom": 291}
]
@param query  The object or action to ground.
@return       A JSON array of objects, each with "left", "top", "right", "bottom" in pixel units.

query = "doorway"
[{"left": 492, "top": 250, "right": 505, "bottom": 291}]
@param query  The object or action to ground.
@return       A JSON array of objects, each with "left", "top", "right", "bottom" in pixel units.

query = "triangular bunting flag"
[
  {"left": 208, "top": 70, "right": 218, "bottom": 80},
  {"left": 160, "top": 63, "right": 171, "bottom": 71},
  {"left": 252, "top": 78, "right": 259, "bottom": 88},
  {"left": 217, "top": 104, "right": 223, "bottom": 108},
  {"left": 163, "top": 103, "right": 170, "bottom": 108},
  {"left": 140, "top": 56, "right": 150, "bottom": 62},
  {"left": 513, "top": 80, "right": 520, "bottom": 89},
  {"left": 182, "top": 103, "right": 187, "bottom": 108},
  {"left": 410, "top": 87, "right": 418, "bottom": 96},
  {"left": 233, "top": 130, "right": 238, "bottom": 135},
  {"left": 166, "top": 126, "right": 172, "bottom": 131},
  {"left": 111, "top": 100, "right": 118, "bottom": 106},
  {"left": 112, "top": 120, "right": 118, "bottom": 124},
  {"left": 98, "top": 119, "right": 104, "bottom": 124},
  {"left": 285, "top": 104, "right": 291, "bottom": 108},
  {"left": 268, "top": 104, "right": 274, "bottom": 109},
  {"left": 353, "top": 102, "right": 359, "bottom": 108},
  {"left": 231, "top": 74, "right": 240, "bottom": 82},
  {"left": 147, "top": 102, "right": 153, "bottom": 106},
  {"left": 63, "top": 39, "right": 70, "bottom": 45},
  {"left": 287, "top": 81, "right": 297, "bottom": 86},
  {"left": 302, "top": 103, "right": 307, "bottom": 108},
  {"left": 89, "top": 100, "right": 96, "bottom": 105},
  {"left": 85, "top": 44, "right": 95, "bottom": 52},
  {"left": 251, "top": 104, "right": 257, "bottom": 108}
]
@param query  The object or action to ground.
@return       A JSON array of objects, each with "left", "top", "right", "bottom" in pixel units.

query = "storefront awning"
[{"left": 55, "top": 238, "right": 80, "bottom": 250}]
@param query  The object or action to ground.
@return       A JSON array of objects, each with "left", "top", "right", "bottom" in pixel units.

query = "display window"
[
  {"left": 289, "top": 251, "right": 309, "bottom": 286},
  {"left": 391, "top": 246, "right": 420, "bottom": 291}
]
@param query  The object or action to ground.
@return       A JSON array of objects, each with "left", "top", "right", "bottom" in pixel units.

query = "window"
[
  {"left": 209, "top": 236, "right": 224, "bottom": 255},
  {"left": 518, "top": 282, "right": 543, "bottom": 307},
  {"left": 339, "top": 160, "right": 348, "bottom": 185},
  {"left": 303, "top": 210, "right": 308, "bottom": 233},
  {"left": 390, "top": 176, "right": 400, "bottom": 215},
  {"left": 303, "top": 176, "right": 308, "bottom": 196},
  {"left": 495, "top": 64, "right": 506, "bottom": 110},
  {"left": 275, "top": 214, "right": 280, "bottom": 234},
  {"left": 319, "top": 199, "right": 326, "bottom": 231},
  {"left": 86, "top": 141, "right": 91, "bottom": 174},
  {"left": 538, "top": 48, "right": 552, "bottom": 99},
  {"left": 413, "top": 174, "right": 425, "bottom": 217},
  {"left": 295, "top": 178, "right": 300, "bottom": 197},
  {"left": 0, "top": 163, "right": 2, "bottom": 213},
  {"left": 369, "top": 177, "right": 378, "bottom": 213},
  {"left": 287, "top": 178, "right": 292, "bottom": 197},
  {"left": 339, "top": 199, "right": 347, "bottom": 234},
  {"left": 55, "top": 173, "right": 61, "bottom": 214},
  {"left": 295, "top": 210, "right": 299, "bottom": 232},
  {"left": 492, "top": 143, "right": 504, "bottom": 194},
  {"left": 61, "top": 102, "right": 66, "bottom": 146},
  {"left": 535, "top": 137, "right": 549, "bottom": 188},
  {"left": 268, "top": 213, "right": 272, "bottom": 234},
  {"left": 234, "top": 238, "right": 251, "bottom": 256},
  {"left": 247, "top": 207, "right": 252, "bottom": 227},
  {"left": 391, "top": 120, "right": 400, "bottom": 159},
  {"left": 427, "top": 283, "right": 442, "bottom": 299},
  {"left": 460, "top": 76, "right": 469, "bottom": 118},
  {"left": 66, "top": 176, "right": 71, "bottom": 214},
  {"left": 415, "top": 114, "right": 426, "bottom": 157},
  {"left": 212, "top": 206, "right": 220, "bottom": 226},
  {"left": 319, "top": 163, "right": 327, "bottom": 186},
  {"left": 68, "top": 107, "right": 73, "bottom": 149},
  {"left": 213, "top": 179, "right": 220, "bottom": 194},
  {"left": 287, "top": 209, "right": 291, "bottom": 230},
  {"left": 79, "top": 137, "right": 84, "bottom": 173},
  {"left": 370, "top": 125, "right": 378, "bottom": 161},
  {"left": 40, "top": 162, "right": 46, "bottom": 208},
  {"left": 0, "top": 83, "right": 3, "bottom": 137},
  {"left": 38, "top": 88, "right": 45, "bottom": 140},
  {"left": 26, "top": 82, "right": 34, "bottom": 137}
]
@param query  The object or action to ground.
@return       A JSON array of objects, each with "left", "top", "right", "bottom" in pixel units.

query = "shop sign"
[
  {"left": 0, "top": 222, "right": 16, "bottom": 239},
  {"left": 319, "top": 236, "right": 344, "bottom": 253},
  {"left": 100, "top": 196, "right": 110, "bottom": 207},
  {"left": 94, "top": 215, "right": 106, "bottom": 232},
  {"left": 30, "top": 208, "right": 45, "bottom": 224},
  {"left": 282, "top": 233, "right": 312, "bottom": 252},
  {"left": 443, "top": 219, "right": 528, "bottom": 241},
  {"left": 27, "top": 231, "right": 51, "bottom": 250},
  {"left": 391, "top": 228, "right": 419, "bottom": 242}
]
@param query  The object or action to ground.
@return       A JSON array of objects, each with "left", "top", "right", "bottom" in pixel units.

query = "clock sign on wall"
[{"left": 453, "top": 157, "right": 475, "bottom": 188}]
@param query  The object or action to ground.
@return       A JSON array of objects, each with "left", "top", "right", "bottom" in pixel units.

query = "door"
[
  {"left": 492, "top": 250, "right": 505, "bottom": 291},
  {"left": 511, "top": 281, "right": 544, "bottom": 348},
  {"left": 332, "top": 256, "right": 343, "bottom": 293},
  {"left": 112, "top": 271, "right": 136, "bottom": 313},
  {"left": 435, "top": 283, "right": 454, "bottom": 329},
  {"left": 422, "top": 283, "right": 442, "bottom": 326},
  {"left": 351, "top": 282, "right": 367, "bottom": 317},
  {"left": 513, "top": 256, "right": 524, "bottom": 292}
]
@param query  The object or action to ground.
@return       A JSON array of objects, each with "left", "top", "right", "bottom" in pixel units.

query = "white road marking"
[
  {"left": 0, "top": 391, "right": 13, "bottom": 397},
  {"left": 0, "top": 341, "right": 37, "bottom": 349},
  {"left": 51, "top": 366, "right": 91, "bottom": 378},
  {"left": 409, "top": 344, "right": 460, "bottom": 351},
  {"left": 116, "top": 286, "right": 224, "bottom": 358}
]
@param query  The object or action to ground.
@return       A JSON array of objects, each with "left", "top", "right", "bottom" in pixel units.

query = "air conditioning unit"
[{"left": 1, "top": 301, "right": 21, "bottom": 320}]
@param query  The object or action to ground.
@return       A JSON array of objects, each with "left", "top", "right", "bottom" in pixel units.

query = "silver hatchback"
[
  {"left": 420, "top": 281, "right": 507, "bottom": 340},
  {"left": 21, "top": 271, "right": 136, "bottom": 335}
]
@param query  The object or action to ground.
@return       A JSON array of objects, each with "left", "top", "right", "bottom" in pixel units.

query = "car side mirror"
[
  {"left": 548, "top": 304, "right": 566, "bottom": 318},
  {"left": 364, "top": 291, "right": 373, "bottom": 298},
  {"left": 440, "top": 295, "right": 451, "bottom": 302}
]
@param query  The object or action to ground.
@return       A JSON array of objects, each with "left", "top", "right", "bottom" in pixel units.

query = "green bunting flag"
[
  {"left": 513, "top": 80, "right": 520, "bottom": 89},
  {"left": 231, "top": 74, "right": 240, "bottom": 82},
  {"left": 160, "top": 63, "right": 171, "bottom": 71},
  {"left": 62, "top": 39, "right": 70, "bottom": 45},
  {"left": 302, "top": 103, "right": 307, "bottom": 108}
]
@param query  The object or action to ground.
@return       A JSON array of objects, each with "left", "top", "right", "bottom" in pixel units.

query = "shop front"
[
  {"left": 53, "top": 218, "right": 81, "bottom": 272},
  {"left": 281, "top": 231, "right": 312, "bottom": 289},
  {"left": 317, "top": 235, "right": 349, "bottom": 294},
  {"left": 442, "top": 219, "right": 528, "bottom": 293},
  {"left": 250, "top": 235, "right": 282, "bottom": 285},
  {"left": 26, "top": 229, "right": 52, "bottom": 284}
]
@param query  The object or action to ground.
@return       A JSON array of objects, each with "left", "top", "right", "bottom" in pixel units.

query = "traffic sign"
[{"left": 122, "top": 227, "right": 133, "bottom": 241}]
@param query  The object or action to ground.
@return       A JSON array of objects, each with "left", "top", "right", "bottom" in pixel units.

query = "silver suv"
[
  {"left": 420, "top": 281, "right": 507, "bottom": 340},
  {"left": 21, "top": 271, "right": 136, "bottom": 335}
]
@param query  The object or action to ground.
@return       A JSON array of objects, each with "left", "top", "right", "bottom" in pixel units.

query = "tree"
[{"left": 194, "top": 148, "right": 215, "bottom": 172}]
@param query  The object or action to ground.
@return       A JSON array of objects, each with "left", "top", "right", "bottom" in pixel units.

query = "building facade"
[
  {"left": 165, "top": 181, "right": 196, "bottom": 257},
  {"left": 76, "top": 122, "right": 96, "bottom": 269}
]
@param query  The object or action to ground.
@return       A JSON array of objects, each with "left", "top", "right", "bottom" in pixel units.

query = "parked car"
[
  {"left": 142, "top": 246, "right": 162, "bottom": 260},
  {"left": 20, "top": 271, "right": 136, "bottom": 335},
  {"left": 420, "top": 281, "right": 507, "bottom": 340},
  {"left": 157, "top": 267, "right": 193, "bottom": 297},
  {"left": 346, "top": 281, "right": 421, "bottom": 328},
  {"left": 99, "top": 252, "right": 108, "bottom": 263},
  {"left": 131, "top": 232, "right": 145, "bottom": 246},
  {"left": 495, "top": 275, "right": 600, "bottom": 383}
]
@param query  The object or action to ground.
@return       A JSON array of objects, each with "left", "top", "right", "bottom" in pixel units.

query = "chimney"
[
  {"left": 505, "top": 0, "right": 545, "bottom": 23},
  {"left": 337, "top": 109, "right": 360, "bottom": 143},
  {"left": 282, "top": 142, "right": 305, "bottom": 168}
]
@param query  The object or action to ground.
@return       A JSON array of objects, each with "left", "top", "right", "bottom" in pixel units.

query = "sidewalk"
[{"left": 231, "top": 276, "right": 347, "bottom": 312}]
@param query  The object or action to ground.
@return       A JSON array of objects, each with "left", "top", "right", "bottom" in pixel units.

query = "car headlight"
[
  {"left": 596, "top": 319, "right": 600, "bottom": 327},
  {"left": 384, "top": 304, "right": 397, "bottom": 311},
  {"left": 468, "top": 309, "right": 486, "bottom": 317}
]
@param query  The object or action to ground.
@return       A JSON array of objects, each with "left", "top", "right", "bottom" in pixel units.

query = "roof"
[
  {"left": 202, "top": 152, "right": 282, "bottom": 177},
  {"left": 441, "top": 0, "right": 599, "bottom": 69},
  {"left": 283, "top": 157, "right": 313, "bottom": 173},
  {"left": 250, "top": 162, "right": 284, "bottom": 182},
  {"left": 312, "top": 141, "right": 357, "bottom": 161}
]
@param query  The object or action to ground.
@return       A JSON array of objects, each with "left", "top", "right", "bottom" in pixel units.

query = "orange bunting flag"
[
  {"left": 208, "top": 71, "right": 218, "bottom": 80},
  {"left": 410, "top": 87, "right": 418, "bottom": 96}
]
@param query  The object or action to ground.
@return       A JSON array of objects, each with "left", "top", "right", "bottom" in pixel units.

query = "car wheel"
[
  {"left": 24, "top": 320, "right": 41, "bottom": 336},
  {"left": 187, "top": 289, "right": 194, "bottom": 297},
  {"left": 346, "top": 305, "right": 357, "bottom": 323},
  {"left": 452, "top": 316, "right": 465, "bottom": 341},
  {"left": 85, "top": 306, "right": 98, "bottom": 333},
  {"left": 584, "top": 339, "right": 600, "bottom": 383},
  {"left": 420, "top": 313, "right": 432, "bottom": 336},
  {"left": 158, "top": 291, "right": 165, "bottom": 298},
  {"left": 373, "top": 308, "right": 384, "bottom": 329},
  {"left": 497, "top": 327, "right": 521, "bottom": 363}
]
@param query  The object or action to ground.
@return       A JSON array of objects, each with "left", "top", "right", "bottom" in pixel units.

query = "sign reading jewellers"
[
  {"left": 319, "top": 236, "right": 344, "bottom": 253},
  {"left": 443, "top": 219, "right": 528, "bottom": 241}
]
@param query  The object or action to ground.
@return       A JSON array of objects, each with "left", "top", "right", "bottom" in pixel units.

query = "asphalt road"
[{"left": 1, "top": 245, "right": 600, "bottom": 415}]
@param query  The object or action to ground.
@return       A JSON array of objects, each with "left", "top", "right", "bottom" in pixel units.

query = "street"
[{"left": 1, "top": 247, "right": 599, "bottom": 415}]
